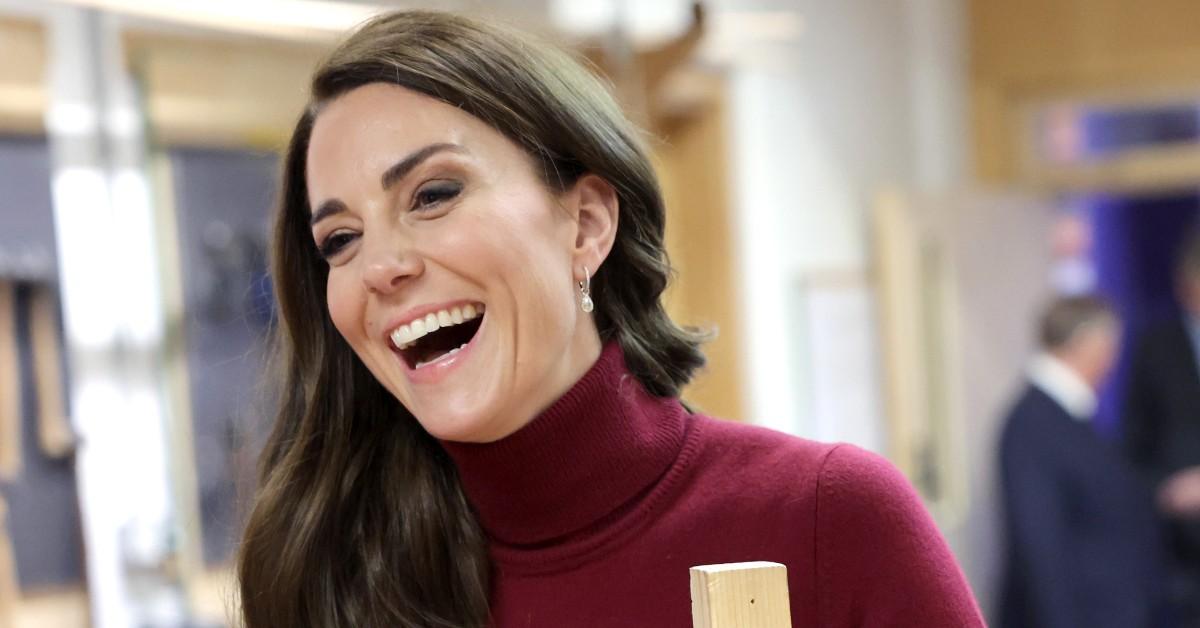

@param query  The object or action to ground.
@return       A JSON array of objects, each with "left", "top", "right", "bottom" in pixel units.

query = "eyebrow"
[{"left": 309, "top": 142, "right": 467, "bottom": 227}]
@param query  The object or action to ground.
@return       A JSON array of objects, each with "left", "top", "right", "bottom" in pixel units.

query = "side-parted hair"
[
  {"left": 1038, "top": 295, "right": 1115, "bottom": 351},
  {"left": 237, "top": 10, "right": 707, "bottom": 628}
]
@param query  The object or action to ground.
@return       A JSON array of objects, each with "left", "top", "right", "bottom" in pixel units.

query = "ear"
[{"left": 567, "top": 174, "right": 619, "bottom": 282}]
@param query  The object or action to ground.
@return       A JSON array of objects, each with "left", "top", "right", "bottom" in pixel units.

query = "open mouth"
[{"left": 389, "top": 303, "right": 485, "bottom": 370}]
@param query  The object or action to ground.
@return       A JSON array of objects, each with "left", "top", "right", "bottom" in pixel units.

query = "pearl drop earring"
[{"left": 578, "top": 266, "right": 594, "bottom": 313}]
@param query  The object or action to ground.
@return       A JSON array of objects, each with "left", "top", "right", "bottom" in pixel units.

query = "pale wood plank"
[
  {"left": 28, "top": 287, "right": 71, "bottom": 459},
  {"left": 690, "top": 561, "right": 792, "bottom": 628},
  {"left": 0, "top": 498, "right": 17, "bottom": 628},
  {"left": 0, "top": 282, "right": 20, "bottom": 481}
]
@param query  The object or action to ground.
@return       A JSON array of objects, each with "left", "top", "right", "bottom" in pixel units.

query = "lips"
[{"left": 387, "top": 302, "right": 485, "bottom": 370}]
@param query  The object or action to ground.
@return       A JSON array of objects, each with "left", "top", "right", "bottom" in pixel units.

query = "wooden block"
[
  {"left": 0, "top": 497, "right": 17, "bottom": 628},
  {"left": 690, "top": 561, "right": 792, "bottom": 628},
  {"left": 29, "top": 286, "right": 72, "bottom": 459},
  {"left": 0, "top": 281, "right": 20, "bottom": 481}
]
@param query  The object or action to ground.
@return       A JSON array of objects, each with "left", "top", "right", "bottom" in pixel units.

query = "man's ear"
[{"left": 569, "top": 174, "right": 619, "bottom": 281}]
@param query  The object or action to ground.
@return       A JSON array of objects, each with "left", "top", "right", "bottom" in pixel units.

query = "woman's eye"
[
  {"left": 412, "top": 180, "right": 462, "bottom": 211},
  {"left": 317, "top": 231, "right": 357, "bottom": 259}
]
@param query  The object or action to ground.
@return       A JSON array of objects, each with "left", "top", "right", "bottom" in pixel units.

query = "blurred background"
[{"left": 1, "top": 0, "right": 1199, "bottom": 626}]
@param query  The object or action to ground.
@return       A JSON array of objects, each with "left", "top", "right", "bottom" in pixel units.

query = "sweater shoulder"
[
  {"left": 679, "top": 414, "right": 839, "bottom": 524},
  {"left": 672, "top": 417, "right": 981, "bottom": 625},
  {"left": 680, "top": 419, "right": 982, "bottom": 624},
  {"left": 683, "top": 416, "right": 928, "bottom": 518},
  {"left": 688, "top": 413, "right": 839, "bottom": 472},
  {"left": 815, "top": 444, "right": 984, "bottom": 626},
  {"left": 816, "top": 443, "right": 932, "bottom": 530}
]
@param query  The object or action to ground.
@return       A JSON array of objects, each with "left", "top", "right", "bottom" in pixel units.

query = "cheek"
[
  {"left": 480, "top": 202, "right": 574, "bottom": 310},
  {"left": 1092, "top": 341, "right": 1117, "bottom": 369},
  {"left": 325, "top": 268, "right": 364, "bottom": 342},
  {"left": 449, "top": 190, "right": 573, "bottom": 284}
]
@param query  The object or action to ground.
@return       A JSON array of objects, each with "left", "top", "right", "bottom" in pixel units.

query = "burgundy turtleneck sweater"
[{"left": 441, "top": 343, "right": 983, "bottom": 627}]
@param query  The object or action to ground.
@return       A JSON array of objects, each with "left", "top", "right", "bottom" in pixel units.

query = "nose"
[{"left": 361, "top": 241, "right": 423, "bottom": 295}]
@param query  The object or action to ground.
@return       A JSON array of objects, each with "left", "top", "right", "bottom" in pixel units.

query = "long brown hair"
[{"left": 238, "top": 10, "right": 707, "bottom": 627}]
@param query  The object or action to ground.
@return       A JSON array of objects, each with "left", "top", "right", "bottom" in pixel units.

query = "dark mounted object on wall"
[
  {"left": 198, "top": 220, "right": 273, "bottom": 327},
  {"left": 0, "top": 280, "right": 76, "bottom": 481}
]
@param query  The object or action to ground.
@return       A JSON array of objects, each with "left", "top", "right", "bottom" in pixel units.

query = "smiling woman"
[
  {"left": 236, "top": 10, "right": 983, "bottom": 628},
  {"left": 304, "top": 80, "right": 627, "bottom": 443}
]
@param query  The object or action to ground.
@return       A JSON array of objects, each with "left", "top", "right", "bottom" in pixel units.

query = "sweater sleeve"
[{"left": 815, "top": 444, "right": 984, "bottom": 627}]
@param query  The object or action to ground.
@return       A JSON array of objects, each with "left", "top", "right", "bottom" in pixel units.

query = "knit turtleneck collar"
[{"left": 439, "top": 341, "right": 688, "bottom": 547}]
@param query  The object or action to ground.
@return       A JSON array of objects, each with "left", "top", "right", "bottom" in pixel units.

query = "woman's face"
[{"left": 306, "top": 83, "right": 613, "bottom": 442}]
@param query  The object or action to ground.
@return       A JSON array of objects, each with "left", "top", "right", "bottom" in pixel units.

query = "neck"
[
  {"left": 438, "top": 341, "right": 688, "bottom": 545},
  {"left": 473, "top": 328, "right": 603, "bottom": 444},
  {"left": 1030, "top": 352, "right": 1098, "bottom": 420}
]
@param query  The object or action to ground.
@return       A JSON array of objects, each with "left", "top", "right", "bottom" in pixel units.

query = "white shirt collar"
[{"left": 1027, "top": 353, "right": 1097, "bottom": 421}]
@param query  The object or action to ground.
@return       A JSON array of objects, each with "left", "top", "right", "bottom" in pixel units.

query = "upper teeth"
[{"left": 391, "top": 303, "right": 483, "bottom": 350}]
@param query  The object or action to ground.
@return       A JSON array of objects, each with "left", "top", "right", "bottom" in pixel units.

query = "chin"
[
  {"left": 417, "top": 410, "right": 499, "bottom": 443},
  {"left": 404, "top": 390, "right": 508, "bottom": 443}
]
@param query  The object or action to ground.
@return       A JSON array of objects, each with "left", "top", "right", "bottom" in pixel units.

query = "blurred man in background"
[
  {"left": 1000, "top": 296, "right": 1162, "bottom": 628},
  {"left": 1126, "top": 231, "right": 1200, "bottom": 626}
]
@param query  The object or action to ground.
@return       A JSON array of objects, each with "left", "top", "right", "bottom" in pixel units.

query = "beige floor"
[{"left": 12, "top": 566, "right": 235, "bottom": 628}]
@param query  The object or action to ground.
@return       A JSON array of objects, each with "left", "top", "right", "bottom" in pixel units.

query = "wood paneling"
[
  {"left": 124, "top": 31, "right": 326, "bottom": 149},
  {"left": 970, "top": 0, "right": 1200, "bottom": 183},
  {"left": 0, "top": 19, "right": 326, "bottom": 147},
  {"left": 0, "top": 18, "right": 45, "bottom": 135},
  {"left": 656, "top": 70, "right": 746, "bottom": 422}
]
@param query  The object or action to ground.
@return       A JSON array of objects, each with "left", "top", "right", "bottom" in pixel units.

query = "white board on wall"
[{"left": 791, "top": 272, "right": 885, "bottom": 454}]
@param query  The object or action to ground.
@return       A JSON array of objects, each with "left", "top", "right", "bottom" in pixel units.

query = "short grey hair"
[{"left": 1039, "top": 295, "right": 1116, "bottom": 351}]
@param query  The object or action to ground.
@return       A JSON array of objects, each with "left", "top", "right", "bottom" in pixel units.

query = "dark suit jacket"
[
  {"left": 1000, "top": 385, "right": 1162, "bottom": 628},
  {"left": 1125, "top": 319, "right": 1200, "bottom": 562}
]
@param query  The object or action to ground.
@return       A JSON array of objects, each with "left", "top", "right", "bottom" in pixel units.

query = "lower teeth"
[{"left": 413, "top": 342, "right": 470, "bottom": 369}]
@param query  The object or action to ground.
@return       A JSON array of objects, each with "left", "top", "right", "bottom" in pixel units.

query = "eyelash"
[
  {"left": 412, "top": 180, "right": 462, "bottom": 211},
  {"left": 315, "top": 180, "right": 463, "bottom": 260},
  {"left": 318, "top": 232, "right": 356, "bottom": 259}
]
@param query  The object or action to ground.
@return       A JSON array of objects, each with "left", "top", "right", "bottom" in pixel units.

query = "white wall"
[
  {"left": 717, "top": 0, "right": 951, "bottom": 445},
  {"left": 716, "top": 0, "right": 1025, "bottom": 613},
  {"left": 942, "top": 194, "right": 1055, "bottom": 619}
]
